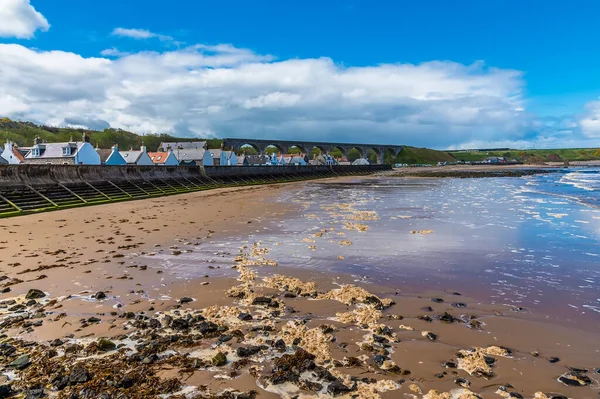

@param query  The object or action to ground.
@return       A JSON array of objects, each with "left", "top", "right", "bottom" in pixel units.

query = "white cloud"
[
  {"left": 579, "top": 100, "right": 600, "bottom": 138},
  {"left": 0, "top": 0, "right": 49, "bottom": 39},
  {"left": 5, "top": 36, "right": 593, "bottom": 148},
  {"left": 111, "top": 27, "right": 172, "bottom": 41}
]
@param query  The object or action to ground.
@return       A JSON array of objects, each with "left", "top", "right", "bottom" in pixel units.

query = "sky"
[{"left": 1, "top": 0, "right": 600, "bottom": 149}]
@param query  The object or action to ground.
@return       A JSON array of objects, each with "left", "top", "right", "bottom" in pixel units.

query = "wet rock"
[
  {"left": 171, "top": 318, "right": 189, "bottom": 330},
  {"left": 0, "top": 384, "right": 11, "bottom": 398},
  {"left": 468, "top": 319, "right": 483, "bottom": 329},
  {"left": 236, "top": 346, "right": 263, "bottom": 358},
  {"left": 431, "top": 297, "right": 444, "bottom": 303},
  {"left": 508, "top": 393, "right": 524, "bottom": 398},
  {"left": 434, "top": 373, "right": 445, "bottom": 378},
  {"left": 50, "top": 339, "right": 64, "bottom": 347},
  {"left": 269, "top": 348, "right": 317, "bottom": 385},
  {"left": 9, "top": 354, "right": 31, "bottom": 370},
  {"left": 252, "top": 297, "right": 272, "bottom": 305},
  {"left": 373, "top": 355, "right": 386, "bottom": 366},
  {"left": 364, "top": 295, "right": 384, "bottom": 309},
  {"left": 179, "top": 297, "right": 193, "bottom": 304},
  {"left": 558, "top": 371, "right": 592, "bottom": 387},
  {"left": 549, "top": 357, "right": 560, "bottom": 363},
  {"left": 283, "top": 292, "right": 297, "bottom": 298},
  {"left": 452, "top": 302, "right": 467, "bottom": 308},
  {"left": 0, "top": 343, "right": 16, "bottom": 356},
  {"left": 441, "top": 361, "right": 457, "bottom": 369},
  {"left": 25, "top": 299, "right": 37, "bottom": 306},
  {"left": 418, "top": 315, "right": 433, "bottom": 322},
  {"left": 424, "top": 331, "right": 438, "bottom": 341},
  {"left": 372, "top": 334, "right": 388, "bottom": 344},
  {"left": 197, "top": 321, "right": 219, "bottom": 335},
  {"left": 212, "top": 352, "right": 227, "bottom": 367},
  {"left": 439, "top": 312, "right": 457, "bottom": 323},
  {"left": 273, "top": 339, "right": 286, "bottom": 351},
  {"left": 93, "top": 292, "right": 106, "bottom": 300},
  {"left": 69, "top": 366, "right": 90, "bottom": 384},
  {"left": 238, "top": 312, "right": 253, "bottom": 321},
  {"left": 24, "top": 387, "right": 44, "bottom": 399},
  {"left": 218, "top": 334, "right": 233, "bottom": 343},
  {"left": 454, "top": 377, "right": 471, "bottom": 387},
  {"left": 0, "top": 288, "right": 10, "bottom": 294},
  {"left": 148, "top": 318, "right": 161, "bottom": 329},
  {"left": 421, "top": 306, "right": 433, "bottom": 312},
  {"left": 25, "top": 289, "right": 46, "bottom": 299},
  {"left": 327, "top": 380, "right": 352, "bottom": 396},
  {"left": 87, "top": 317, "right": 101, "bottom": 323},
  {"left": 299, "top": 380, "right": 323, "bottom": 392},
  {"left": 117, "top": 377, "right": 134, "bottom": 389},
  {"left": 97, "top": 338, "right": 116, "bottom": 352},
  {"left": 141, "top": 354, "right": 158, "bottom": 364}
]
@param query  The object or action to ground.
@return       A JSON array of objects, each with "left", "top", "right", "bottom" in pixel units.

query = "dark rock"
[
  {"left": 87, "top": 317, "right": 101, "bottom": 323},
  {"left": 425, "top": 332, "right": 438, "bottom": 341},
  {"left": 93, "top": 292, "right": 106, "bottom": 300},
  {"left": 25, "top": 289, "right": 46, "bottom": 300},
  {"left": 442, "top": 361, "right": 457, "bottom": 368},
  {"left": 0, "top": 343, "right": 16, "bottom": 356},
  {"left": 451, "top": 302, "right": 467, "bottom": 308},
  {"left": 148, "top": 318, "right": 161, "bottom": 329},
  {"left": 212, "top": 352, "right": 227, "bottom": 367},
  {"left": 439, "top": 312, "right": 456, "bottom": 323},
  {"left": 273, "top": 339, "right": 286, "bottom": 350},
  {"left": 373, "top": 355, "right": 386, "bottom": 366},
  {"left": 141, "top": 354, "right": 158, "bottom": 364},
  {"left": 420, "top": 306, "right": 433, "bottom": 312},
  {"left": 171, "top": 318, "right": 189, "bottom": 330},
  {"left": 327, "top": 380, "right": 351, "bottom": 396},
  {"left": 283, "top": 292, "right": 297, "bottom": 298},
  {"left": 9, "top": 354, "right": 31, "bottom": 370},
  {"left": 364, "top": 296, "right": 384, "bottom": 309},
  {"left": 68, "top": 366, "right": 90, "bottom": 384},
  {"left": 431, "top": 297, "right": 444, "bottom": 303},
  {"left": 509, "top": 393, "right": 524, "bottom": 398},
  {"left": 97, "top": 338, "right": 116, "bottom": 352},
  {"left": 454, "top": 377, "right": 470, "bottom": 387},
  {"left": 372, "top": 335, "right": 388, "bottom": 344},
  {"left": 238, "top": 312, "right": 253, "bottom": 321},
  {"left": 117, "top": 377, "right": 134, "bottom": 389},
  {"left": 24, "top": 387, "right": 44, "bottom": 399},
  {"left": 237, "top": 346, "right": 262, "bottom": 357},
  {"left": 568, "top": 367, "right": 588, "bottom": 373},
  {"left": 179, "top": 297, "right": 193, "bottom": 304},
  {"left": 418, "top": 315, "right": 433, "bottom": 322},
  {"left": 25, "top": 299, "right": 37, "bottom": 306},
  {"left": 558, "top": 371, "right": 592, "bottom": 387},
  {"left": 434, "top": 373, "right": 445, "bottom": 378},
  {"left": 252, "top": 297, "right": 272, "bottom": 305},
  {"left": 0, "top": 288, "right": 10, "bottom": 294},
  {"left": 549, "top": 357, "right": 560, "bottom": 363},
  {"left": 218, "top": 335, "right": 233, "bottom": 343},
  {"left": 197, "top": 321, "right": 219, "bottom": 335},
  {"left": 50, "top": 339, "right": 64, "bottom": 347},
  {"left": 0, "top": 384, "right": 11, "bottom": 398}
]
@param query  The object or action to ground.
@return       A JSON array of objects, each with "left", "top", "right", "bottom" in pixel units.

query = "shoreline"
[{"left": 0, "top": 176, "right": 598, "bottom": 398}]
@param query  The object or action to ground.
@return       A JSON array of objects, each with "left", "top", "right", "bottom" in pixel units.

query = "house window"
[
  {"left": 157, "top": 156, "right": 162, "bottom": 161},
  {"left": 31, "top": 147, "right": 40, "bottom": 157},
  {"left": 62, "top": 146, "right": 71, "bottom": 156}
]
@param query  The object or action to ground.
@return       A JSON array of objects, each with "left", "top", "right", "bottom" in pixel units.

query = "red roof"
[
  {"left": 147, "top": 152, "right": 171, "bottom": 164},
  {"left": 12, "top": 148, "right": 25, "bottom": 162}
]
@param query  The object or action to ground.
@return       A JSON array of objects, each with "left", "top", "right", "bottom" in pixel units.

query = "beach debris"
[
  {"left": 422, "top": 331, "right": 438, "bottom": 341},
  {"left": 410, "top": 230, "right": 434, "bottom": 235},
  {"left": 558, "top": 370, "right": 592, "bottom": 387},
  {"left": 455, "top": 346, "right": 511, "bottom": 378},
  {"left": 423, "top": 389, "right": 482, "bottom": 399}
]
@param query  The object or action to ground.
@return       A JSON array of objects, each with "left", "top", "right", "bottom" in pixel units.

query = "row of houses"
[{"left": 1, "top": 135, "right": 369, "bottom": 166}]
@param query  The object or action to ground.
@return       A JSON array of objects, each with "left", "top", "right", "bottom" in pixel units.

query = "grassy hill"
[
  {"left": 0, "top": 118, "right": 222, "bottom": 151},
  {"left": 395, "top": 146, "right": 456, "bottom": 164},
  {"left": 449, "top": 148, "right": 600, "bottom": 164}
]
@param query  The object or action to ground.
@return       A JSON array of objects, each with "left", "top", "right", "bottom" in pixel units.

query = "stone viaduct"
[{"left": 222, "top": 138, "right": 403, "bottom": 164}]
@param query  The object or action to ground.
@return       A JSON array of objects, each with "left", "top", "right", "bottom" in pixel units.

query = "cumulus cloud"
[
  {"left": 0, "top": 0, "right": 49, "bottom": 39},
  {"left": 4, "top": 34, "right": 585, "bottom": 148},
  {"left": 112, "top": 27, "right": 173, "bottom": 41},
  {"left": 579, "top": 100, "right": 600, "bottom": 138}
]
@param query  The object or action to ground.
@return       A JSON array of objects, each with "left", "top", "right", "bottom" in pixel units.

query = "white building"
[
  {"left": 1, "top": 141, "right": 24, "bottom": 164},
  {"left": 120, "top": 144, "right": 154, "bottom": 166},
  {"left": 24, "top": 134, "right": 100, "bottom": 165}
]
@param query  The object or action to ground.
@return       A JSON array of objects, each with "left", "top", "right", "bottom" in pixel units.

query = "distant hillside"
[
  {"left": 395, "top": 146, "right": 456, "bottom": 164},
  {"left": 449, "top": 148, "right": 600, "bottom": 163},
  {"left": 0, "top": 118, "right": 222, "bottom": 151}
]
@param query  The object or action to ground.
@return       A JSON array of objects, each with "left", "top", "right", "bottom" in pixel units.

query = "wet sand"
[{"left": 0, "top": 178, "right": 598, "bottom": 399}]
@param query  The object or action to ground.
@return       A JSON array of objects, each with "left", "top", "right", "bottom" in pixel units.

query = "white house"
[
  {"left": 104, "top": 144, "right": 127, "bottom": 166},
  {"left": 1, "top": 141, "right": 24, "bottom": 164},
  {"left": 148, "top": 149, "right": 179, "bottom": 166},
  {"left": 120, "top": 144, "right": 154, "bottom": 166},
  {"left": 24, "top": 134, "right": 101, "bottom": 165}
]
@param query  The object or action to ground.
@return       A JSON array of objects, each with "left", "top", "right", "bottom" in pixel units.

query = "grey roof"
[
  {"left": 0, "top": 156, "right": 7, "bottom": 165},
  {"left": 96, "top": 148, "right": 112, "bottom": 162},
  {"left": 120, "top": 150, "right": 143, "bottom": 164},
  {"left": 245, "top": 155, "right": 267, "bottom": 165},
  {"left": 172, "top": 148, "right": 206, "bottom": 162},
  {"left": 25, "top": 142, "right": 81, "bottom": 159},
  {"left": 158, "top": 141, "right": 206, "bottom": 151}
]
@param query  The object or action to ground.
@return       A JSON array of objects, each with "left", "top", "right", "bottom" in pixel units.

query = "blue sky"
[{"left": 2, "top": 0, "right": 600, "bottom": 148}]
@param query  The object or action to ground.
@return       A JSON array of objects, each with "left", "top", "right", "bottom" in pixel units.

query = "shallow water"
[{"left": 151, "top": 169, "right": 600, "bottom": 328}]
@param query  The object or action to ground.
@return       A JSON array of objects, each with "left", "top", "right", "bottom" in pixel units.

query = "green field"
[{"left": 449, "top": 148, "right": 600, "bottom": 164}]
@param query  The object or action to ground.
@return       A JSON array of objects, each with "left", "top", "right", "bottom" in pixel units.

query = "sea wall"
[{"left": 0, "top": 164, "right": 389, "bottom": 188}]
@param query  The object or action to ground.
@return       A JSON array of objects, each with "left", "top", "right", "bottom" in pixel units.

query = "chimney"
[
  {"left": 34, "top": 136, "right": 42, "bottom": 145},
  {"left": 82, "top": 132, "right": 90, "bottom": 143},
  {"left": 111, "top": 143, "right": 118, "bottom": 151},
  {"left": 140, "top": 141, "right": 146, "bottom": 153}
]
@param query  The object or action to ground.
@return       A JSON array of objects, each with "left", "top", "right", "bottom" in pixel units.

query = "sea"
[{"left": 150, "top": 168, "right": 600, "bottom": 328}]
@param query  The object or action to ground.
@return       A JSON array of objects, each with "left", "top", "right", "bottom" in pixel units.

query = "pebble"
[
  {"left": 212, "top": 352, "right": 227, "bottom": 367},
  {"left": 238, "top": 312, "right": 253, "bottom": 321},
  {"left": 431, "top": 297, "right": 444, "bottom": 303},
  {"left": 549, "top": 357, "right": 560, "bottom": 363},
  {"left": 179, "top": 297, "right": 193, "bottom": 304},
  {"left": 93, "top": 291, "right": 107, "bottom": 300},
  {"left": 25, "top": 289, "right": 45, "bottom": 300},
  {"left": 97, "top": 338, "right": 116, "bottom": 352},
  {"left": 454, "top": 377, "right": 470, "bottom": 387}
]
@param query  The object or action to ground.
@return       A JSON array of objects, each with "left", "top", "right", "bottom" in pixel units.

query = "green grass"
[
  {"left": 449, "top": 148, "right": 600, "bottom": 163},
  {"left": 395, "top": 146, "right": 457, "bottom": 165}
]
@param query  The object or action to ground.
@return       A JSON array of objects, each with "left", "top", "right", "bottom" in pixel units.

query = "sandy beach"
[{"left": 0, "top": 175, "right": 599, "bottom": 399}]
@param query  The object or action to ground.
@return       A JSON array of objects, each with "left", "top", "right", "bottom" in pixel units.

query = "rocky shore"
[{"left": 0, "top": 179, "right": 598, "bottom": 399}]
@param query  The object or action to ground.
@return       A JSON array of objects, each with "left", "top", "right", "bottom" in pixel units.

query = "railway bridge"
[{"left": 222, "top": 138, "right": 403, "bottom": 164}]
